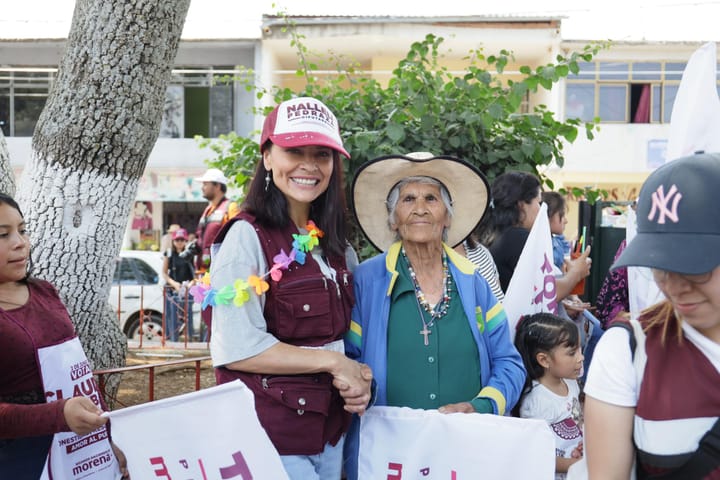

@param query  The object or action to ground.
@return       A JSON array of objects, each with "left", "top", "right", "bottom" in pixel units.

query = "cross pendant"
[{"left": 420, "top": 326, "right": 431, "bottom": 346}]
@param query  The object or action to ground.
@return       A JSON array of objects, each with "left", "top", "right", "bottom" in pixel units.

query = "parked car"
[{"left": 109, "top": 250, "right": 201, "bottom": 342}]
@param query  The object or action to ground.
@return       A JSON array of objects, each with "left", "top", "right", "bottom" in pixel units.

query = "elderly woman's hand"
[
  {"left": 438, "top": 402, "right": 475, "bottom": 414},
  {"left": 330, "top": 357, "right": 373, "bottom": 415}
]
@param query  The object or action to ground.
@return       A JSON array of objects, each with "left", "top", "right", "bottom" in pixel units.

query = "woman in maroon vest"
[
  {"left": 208, "top": 97, "right": 372, "bottom": 479},
  {"left": 583, "top": 152, "right": 720, "bottom": 479},
  {"left": 0, "top": 193, "right": 129, "bottom": 479}
]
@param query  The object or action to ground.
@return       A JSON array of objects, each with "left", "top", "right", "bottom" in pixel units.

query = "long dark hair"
[
  {"left": 242, "top": 144, "right": 349, "bottom": 258},
  {"left": 513, "top": 312, "right": 580, "bottom": 414},
  {"left": 475, "top": 171, "right": 541, "bottom": 247},
  {"left": 0, "top": 193, "right": 33, "bottom": 280}
]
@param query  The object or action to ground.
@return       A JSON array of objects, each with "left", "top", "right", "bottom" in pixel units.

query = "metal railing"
[{"left": 95, "top": 356, "right": 212, "bottom": 408}]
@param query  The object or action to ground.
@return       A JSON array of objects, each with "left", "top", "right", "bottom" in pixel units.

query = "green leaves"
[{"left": 197, "top": 23, "right": 607, "bottom": 254}]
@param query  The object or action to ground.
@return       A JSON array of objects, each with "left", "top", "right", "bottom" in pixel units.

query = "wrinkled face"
[
  {"left": 519, "top": 189, "right": 542, "bottom": 230},
  {"left": 543, "top": 342, "right": 584, "bottom": 380},
  {"left": 391, "top": 182, "right": 450, "bottom": 246},
  {"left": 0, "top": 203, "right": 30, "bottom": 284},
  {"left": 653, "top": 266, "right": 720, "bottom": 340},
  {"left": 264, "top": 145, "right": 334, "bottom": 208},
  {"left": 549, "top": 209, "right": 568, "bottom": 236}
]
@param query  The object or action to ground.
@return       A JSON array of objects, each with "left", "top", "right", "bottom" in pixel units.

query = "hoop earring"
[{"left": 264, "top": 171, "right": 271, "bottom": 192}]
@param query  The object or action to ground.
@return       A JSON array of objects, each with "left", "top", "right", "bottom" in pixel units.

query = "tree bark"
[
  {"left": 15, "top": 0, "right": 190, "bottom": 404},
  {"left": 0, "top": 130, "right": 14, "bottom": 196}
]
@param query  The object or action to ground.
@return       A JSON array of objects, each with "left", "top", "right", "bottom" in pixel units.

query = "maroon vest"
[
  {"left": 214, "top": 213, "right": 353, "bottom": 455},
  {"left": 634, "top": 315, "right": 720, "bottom": 478}
]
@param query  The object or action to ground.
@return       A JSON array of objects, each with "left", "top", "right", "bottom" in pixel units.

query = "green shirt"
[{"left": 386, "top": 254, "right": 482, "bottom": 409}]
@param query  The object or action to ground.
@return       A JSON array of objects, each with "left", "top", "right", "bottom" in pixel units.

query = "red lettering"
[
  {"left": 150, "top": 457, "right": 172, "bottom": 479},
  {"left": 219, "top": 450, "right": 253, "bottom": 479},
  {"left": 387, "top": 462, "right": 403, "bottom": 480}
]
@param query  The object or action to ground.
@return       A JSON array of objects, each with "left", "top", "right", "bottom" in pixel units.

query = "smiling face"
[
  {"left": 390, "top": 181, "right": 450, "bottom": 248},
  {"left": 0, "top": 203, "right": 30, "bottom": 284},
  {"left": 653, "top": 267, "right": 720, "bottom": 341},
  {"left": 264, "top": 144, "right": 335, "bottom": 219}
]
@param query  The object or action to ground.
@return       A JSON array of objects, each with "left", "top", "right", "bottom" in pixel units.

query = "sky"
[{"left": 2, "top": 0, "right": 720, "bottom": 42}]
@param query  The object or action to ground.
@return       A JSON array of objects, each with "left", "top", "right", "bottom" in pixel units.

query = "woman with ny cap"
[
  {"left": 583, "top": 152, "right": 720, "bottom": 479},
  {"left": 206, "top": 97, "right": 371, "bottom": 480},
  {"left": 343, "top": 152, "right": 525, "bottom": 480}
]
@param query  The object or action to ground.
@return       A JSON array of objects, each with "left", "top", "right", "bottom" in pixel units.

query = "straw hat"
[{"left": 352, "top": 152, "right": 490, "bottom": 251}]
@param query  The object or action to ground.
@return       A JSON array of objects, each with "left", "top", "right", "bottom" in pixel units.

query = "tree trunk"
[
  {"left": 0, "top": 130, "right": 14, "bottom": 196},
  {"left": 15, "top": 0, "right": 190, "bottom": 405}
]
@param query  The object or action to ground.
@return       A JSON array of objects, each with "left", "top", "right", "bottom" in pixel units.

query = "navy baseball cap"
[{"left": 613, "top": 152, "right": 720, "bottom": 274}]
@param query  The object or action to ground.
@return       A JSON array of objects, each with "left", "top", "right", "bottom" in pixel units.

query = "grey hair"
[{"left": 385, "top": 176, "right": 454, "bottom": 242}]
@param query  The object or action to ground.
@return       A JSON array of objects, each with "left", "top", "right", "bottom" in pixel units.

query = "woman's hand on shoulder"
[
  {"left": 330, "top": 357, "right": 373, "bottom": 415},
  {"left": 63, "top": 396, "right": 107, "bottom": 436},
  {"left": 438, "top": 402, "right": 475, "bottom": 414}
]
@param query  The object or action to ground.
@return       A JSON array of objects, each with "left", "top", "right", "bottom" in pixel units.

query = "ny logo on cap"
[{"left": 648, "top": 184, "right": 682, "bottom": 224}]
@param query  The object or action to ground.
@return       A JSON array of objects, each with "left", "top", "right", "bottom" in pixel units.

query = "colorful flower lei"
[{"left": 189, "top": 221, "right": 324, "bottom": 310}]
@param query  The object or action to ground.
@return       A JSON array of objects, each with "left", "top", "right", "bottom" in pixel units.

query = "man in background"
[{"left": 193, "top": 168, "right": 239, "bottom": 339}]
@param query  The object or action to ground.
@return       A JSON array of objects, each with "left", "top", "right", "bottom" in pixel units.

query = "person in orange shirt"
[{"left": 193, "top": 168, "right": 239, "bottom": 339}]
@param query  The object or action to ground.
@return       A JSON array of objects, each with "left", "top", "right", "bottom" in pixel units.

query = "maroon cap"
[{"left": 259, "top": 97, "right": 350, "bottom": 158}]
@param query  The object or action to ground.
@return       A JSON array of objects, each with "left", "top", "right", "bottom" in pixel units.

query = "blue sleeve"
[{"left": 476, "top": 277, "right": 526, "bottom": 415}]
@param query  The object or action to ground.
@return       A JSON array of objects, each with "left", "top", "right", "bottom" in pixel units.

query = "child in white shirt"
[{"left": 514, "top": 313, "right": 584, "bottom": 479}]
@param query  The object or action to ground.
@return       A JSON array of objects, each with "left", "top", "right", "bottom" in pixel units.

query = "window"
[
  {"left": 160, "top": 67, "right": 239, "bottom": 138},
  {"left": 563, "top": 61, "right": 710, "bottom": 124},
  {"left": 0, "top": 70, "right": 52, "bottom": 136},
  {"left": 113, "top": 258, "right": 159, "bottom": 286}
]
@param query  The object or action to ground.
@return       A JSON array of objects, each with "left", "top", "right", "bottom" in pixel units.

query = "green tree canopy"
[{"left": 199, "top": 31, "right": 605, "bottom": 255}]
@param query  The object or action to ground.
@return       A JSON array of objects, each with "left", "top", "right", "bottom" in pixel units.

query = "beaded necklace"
[{"left": 402, "top": 248, "right": 452, "bottom": 345}]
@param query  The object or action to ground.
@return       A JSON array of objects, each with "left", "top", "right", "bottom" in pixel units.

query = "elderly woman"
[{"left": 343, "top": 153, "right": 526, "bottom": 479}]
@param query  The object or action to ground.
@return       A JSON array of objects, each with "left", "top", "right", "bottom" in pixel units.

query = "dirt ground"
[{"left": 105, "top": 347, "right": 217, "bottom": 409}]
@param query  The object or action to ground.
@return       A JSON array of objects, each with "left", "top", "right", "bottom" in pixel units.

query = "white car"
[{"left": 109, "top": 250, "right": 201, "bottom": 342}]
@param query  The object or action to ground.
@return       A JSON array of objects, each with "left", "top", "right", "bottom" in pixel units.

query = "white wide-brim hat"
[{"left": 352, "top": 152, "right": 490, "bottom": 252}]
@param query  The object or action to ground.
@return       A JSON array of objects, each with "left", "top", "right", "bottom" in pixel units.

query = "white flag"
[
  {"left": 358, "top": 406, "right": 555, "bottom": 479},
  {"left": 503, "top": 202, "right": 558, "bottom": 336},
  {"left": 105, "top": 381, "right": 288, "bottom": 479},
  {"left": 625, "top": 208, "right": 664, "bottom": 318},
  {"left": 665, "top": 42, "right": 720, "bottom": 161}
]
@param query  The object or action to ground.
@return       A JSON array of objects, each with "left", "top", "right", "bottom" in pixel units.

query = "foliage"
[
  {"left": 559, "top": 185, "right": 610, "bottom": 205},
  {"left": 197, "top": 16, "right": 608, "bottom": 253}
]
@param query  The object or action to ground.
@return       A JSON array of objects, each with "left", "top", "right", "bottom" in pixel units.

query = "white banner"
[
  {"left": 665, "top": 41, "right": 720, "bottom": 161},
  {"left": 504, "top": 203, "right": 558, "bottom": 336},
  {"left": 105, "top": 381, "right": 288, "bottom": 480},
  {"left": 38, "top": 337, "right": 120, "bottom": 480},
  {"left": 625, "top": 208, "right": 664, "bottom": 318},
  {"left": 359, "top": 406, "right": 555, "bottom": 479}
]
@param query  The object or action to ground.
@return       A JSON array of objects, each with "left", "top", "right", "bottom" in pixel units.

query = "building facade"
[{"left": 2, "top": 10, "right": 717, "bottom": 248}]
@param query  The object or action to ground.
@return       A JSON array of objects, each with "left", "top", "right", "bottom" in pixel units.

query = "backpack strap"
[
  {"left": 642, "top": 417, "right": 720, "bottom": 479},
  {"left": 608, "top": 320, "right": 638, "bottom": 358}
]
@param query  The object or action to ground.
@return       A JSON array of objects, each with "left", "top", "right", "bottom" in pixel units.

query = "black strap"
[
  {"left": 670, "top": 417, "right": 720, "bottom": 479},
  {"left": 609, "top": 321, "right": 637, "bottom": 358},
  {"left": 640, "top": 416, "right": 720, "bottom": 479}
]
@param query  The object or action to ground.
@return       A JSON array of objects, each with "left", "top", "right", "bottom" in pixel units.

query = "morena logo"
[{"left": 72, "top": 452, "right": 112, "bottom": 476}]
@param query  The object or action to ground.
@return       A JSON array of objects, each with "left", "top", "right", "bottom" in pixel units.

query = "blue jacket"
[{"left": 343, "top": 242, "right": 526, "bottom": 479}]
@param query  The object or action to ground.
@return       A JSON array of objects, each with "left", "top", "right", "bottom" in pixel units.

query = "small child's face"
[
  {"left": 548, "top": 343, "right": 584, "bottom": 380},
  {"left": 549, "top": 210, "right": 568, "bottom": 236}
]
